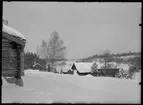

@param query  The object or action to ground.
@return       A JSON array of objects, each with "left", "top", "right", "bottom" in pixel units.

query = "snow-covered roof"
[
  {"left": 56, "top": 62, "right": 74, "bottom": 73},
  {"left": 63, "top": 63, "right": 73, "bottom": 72},
  {"left": 3, "top": 24, "right": 26, "bottom": 40},
  {"left": 33, "top": 63, "right": 44, "bottom": 68},
  {"left": 74, "top": 62, "right": 93, "bottom": 73}
]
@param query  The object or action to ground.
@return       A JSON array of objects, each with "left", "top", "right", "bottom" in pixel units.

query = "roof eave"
[{"left": 3, "top": 31, "right": 26, "bottom": 46}]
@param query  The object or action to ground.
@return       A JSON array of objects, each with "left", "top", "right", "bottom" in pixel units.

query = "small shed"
[
  {"left": 32, "top": 63, "right": 45, "bottom": 71},
  {"left": 2, "top": 24, "right": 26, "bottom": 78}
]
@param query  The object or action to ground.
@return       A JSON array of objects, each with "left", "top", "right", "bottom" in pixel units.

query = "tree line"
[{"left": 80, "top": 50, "right": 140, "bottom": 62}]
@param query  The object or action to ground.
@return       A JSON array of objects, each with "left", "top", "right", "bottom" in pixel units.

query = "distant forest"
[{"left": 79, "top": 52, "right": 141, "bottom": 62}]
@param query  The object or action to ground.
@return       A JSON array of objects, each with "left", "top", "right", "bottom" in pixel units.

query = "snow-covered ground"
[{"left": 2, "top": 69, "right": 141, "bottom": 103}]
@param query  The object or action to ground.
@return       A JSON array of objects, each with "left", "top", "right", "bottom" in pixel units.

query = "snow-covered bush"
[
  {"left": 115, "top": 69, "right": 128, "bottom": 79},
  {"left": 91, "top": 62, "right": 98, "bottom": 73}
]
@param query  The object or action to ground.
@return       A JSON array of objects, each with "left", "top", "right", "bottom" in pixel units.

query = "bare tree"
[
  {"left": 91, "top": 61, "right": 98, "bottom": 73},
  {"left": 47, "top": 31, "right": 67, "bottom": 72},
  {"left": 36, "top": 45, "right": 40, "bottom": 57},
  {"left": 40, "top": 40, "right": 48, "bottom": 59}
]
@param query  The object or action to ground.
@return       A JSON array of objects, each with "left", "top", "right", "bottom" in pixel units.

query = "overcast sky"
[{"left": 3, "top": 2, "right": 141, "bottom": 59}]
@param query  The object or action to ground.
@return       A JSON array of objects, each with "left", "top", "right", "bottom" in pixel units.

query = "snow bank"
[
  {"left": 2, "top": 69, "right": 140, "bottom": 103},
  {"left": 3, "top": 24, "right": 26, "bottom": 40},
  {"left": 24, "top": 70, "right": 40, "bottom": 75},
  {"left": 2, "top": 77, "right": 15, "bottom": 86}
]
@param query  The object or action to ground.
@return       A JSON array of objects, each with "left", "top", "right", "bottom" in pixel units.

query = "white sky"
[{"left": 3, "top": 2, "right": 141, "bottom": 59}]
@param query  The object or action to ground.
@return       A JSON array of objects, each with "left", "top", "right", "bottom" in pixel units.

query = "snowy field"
[{"left": 2, "top": 69, "right": 141, "bottom": 103}]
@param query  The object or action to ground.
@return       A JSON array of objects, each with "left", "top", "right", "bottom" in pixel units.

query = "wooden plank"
[
  {"left": 2, "top": 51, "right": 16, "bottom": 54},
  {"left": 2, "top": 64, "right": 17, "bottom": 68},
  {"left": 2, "top": 67, "right": 17, "bottom": 70},
  {"left": 2, "top": 36, "right": 12, "bottom": 41},
  {"left": 2, "top": 70, "right": 17, "bottom": 74},
  {"left": 2, "top": 45, "right": 12, "bottom": 48},
  {"left": 2, "top": 58, "right": 17, "bottom": 61},
  {"left": 2, "top": 46, "right": 12, "bottom": 49},
  {"left": 2, "top": 67, "right": 16, "bottom": 70},
  {"left": 2, "top": 69, "right": 17, "bottom": 73},
  {"left": 2, "top": 65, "right": 17, "bottom": 69},
  {"left": 2, "top": 61, "right": 17, "bottom": 65},
  {"left": 2, "top": 55, "right": 17, "bottom": 58},
  {"left": 1, "top": 52, "right": 9, "bottom": 55},
  {"left": 2, "top": 40, "right": 11, "bottom": 43},
  {"left": 2, "top": 71, "right": 17, "bottom": 77},
  {"left": 2, "top": 50, "right": 17, "bottom": 56},
  {"left": 2, "top": 61, "right": 17, "bottom": 64},
  {"left": 2, "top": 45, "right": 17, "bottom": 49},
  {"left": 2, "top": 72, "right": 16, "bottom": 77},
  {"left": 2, "top": 48, "right": 11, "bottom": 50},
  {"left": 2, "top": 50, "right": 17, "bottom": 54},
  {"left": 2, "top": 68, "right": 17, "bottom": 71},
  {"left": 2, "top": 40, "right": 12, "bottom": 43},
  {"left": 2, "top": 43, "right": 12, "bottom": 46},
  {"left": 2, "top": 43, "right": 12, "bottom": 45},
  {"left": 2, "top": 60, "right": 18, "bottom": 64},
  {"left": 2, "top": 56, "right": 17, "bottom": 59}
]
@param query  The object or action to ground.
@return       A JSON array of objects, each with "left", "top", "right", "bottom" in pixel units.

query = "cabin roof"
[
  {"left": 74, "top": 62, "right": 93, "bottom": 73},
  {"left": 3, "top": 24, "right": 26, "bottom": 41},
  {"left": 56, "top": 62, "right": 74, "bottom": 73},
  {"left": 33, "top": 63, "right": 44, "bottom": 68}
]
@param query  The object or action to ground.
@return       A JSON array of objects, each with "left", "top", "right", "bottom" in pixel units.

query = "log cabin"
[{"left": 2, "top": 23, "right": 26, "bottom": 79}]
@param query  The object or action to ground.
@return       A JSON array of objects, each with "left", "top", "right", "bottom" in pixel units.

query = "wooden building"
[
  {"left": 62, "top": 69, "right": 74, "bottom": 75},
  {"left": 96, "top": 69, "right": 119, "bottom": 77},
  {"left": 2, "top": 24, "right": 26, "bottom": 78},
  {"left": 32, "top": 63, "right": 45, "bottom": 71}
]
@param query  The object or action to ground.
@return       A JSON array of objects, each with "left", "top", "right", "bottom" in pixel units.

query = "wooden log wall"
[
  {"left": 2, "top": 37, "right": 18, "bottom": 77},
  {"left": 15, "top": 45, "right": 25, "bottom": 78},
  {"left": 20, "top": 49, "right": 24, "bottom": 76}
]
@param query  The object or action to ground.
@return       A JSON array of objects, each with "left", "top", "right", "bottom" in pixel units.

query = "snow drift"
[{"left": 2, "top": 69, "right": 141, "bottom": 103}]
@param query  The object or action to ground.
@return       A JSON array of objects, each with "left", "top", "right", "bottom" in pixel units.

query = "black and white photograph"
[{"left": 2, "top": 2, "right": 141, "bottom": 103}]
